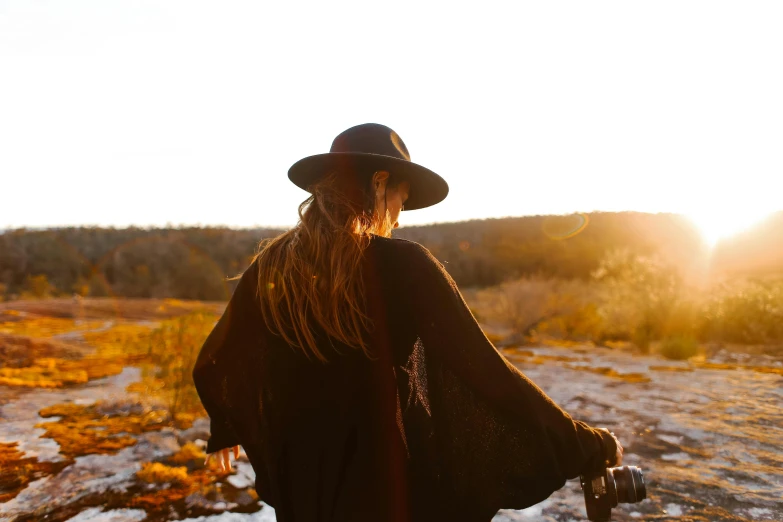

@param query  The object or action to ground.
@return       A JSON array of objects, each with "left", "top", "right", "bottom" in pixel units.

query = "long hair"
[{"left": 246, "top": 168, "right": 402, "bottom": 363}]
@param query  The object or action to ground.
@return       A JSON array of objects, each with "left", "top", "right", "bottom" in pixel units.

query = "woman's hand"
[
  {"left": 609, "top": 431, "right": 624, "bottom": 466},
  {"left": 205, "top": 445, "right": 240, "bottom": 472}
]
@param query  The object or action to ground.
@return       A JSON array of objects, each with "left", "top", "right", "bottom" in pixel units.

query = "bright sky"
[{"left": 1, "top": 1, "right": 781, "bottom": 244}]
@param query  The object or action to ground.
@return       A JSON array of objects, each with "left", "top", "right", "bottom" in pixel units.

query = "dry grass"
[
  {"left": 0, "top": 298, "right": 225, "bottom": 321},
  {"left": 0, "top": 316, "right": 103, "bottom": 337}
]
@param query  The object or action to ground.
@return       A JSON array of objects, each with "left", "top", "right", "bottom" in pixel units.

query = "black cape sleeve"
[
  {"left": 192, "top": 262, "right": 259, "bottom": 455},
  {"left": 400, "top": 240, "right": 616, "bottom": 512}
]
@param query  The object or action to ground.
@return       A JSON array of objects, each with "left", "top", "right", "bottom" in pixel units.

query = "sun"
[{"left": 683, "top": 208, "right": 772, "bottom": 247}]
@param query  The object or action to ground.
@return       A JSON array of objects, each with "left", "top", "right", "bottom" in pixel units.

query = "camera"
[{"left": 579, "top": 465, "right": 647, "bottom": 521}]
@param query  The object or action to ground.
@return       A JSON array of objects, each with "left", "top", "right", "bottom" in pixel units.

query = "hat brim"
[{"left": 288, "top": 152, "right": 448, "bottom": 211}]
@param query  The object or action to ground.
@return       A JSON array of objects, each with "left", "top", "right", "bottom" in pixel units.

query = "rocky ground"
[
  {"left": 1, "top": 304, "right": 781, "bottom": 521},
  {"left": 493, "top": 345, "right": 783, "bottom": 521}
]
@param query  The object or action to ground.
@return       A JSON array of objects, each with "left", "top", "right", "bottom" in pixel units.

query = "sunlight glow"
[
  {"left": 0, "top": 3, "right": 782, "bottom": 229},
  {"left": 684, "top": 208, "right": 773, "bottom": 247}
]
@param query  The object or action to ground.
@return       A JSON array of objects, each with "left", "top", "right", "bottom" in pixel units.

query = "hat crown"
[
  {"left": 288, "top": 122, "right": 448, "bottom": 210},
  {"left": 330, "top": 123, "right": 411, "bottom": 162}
]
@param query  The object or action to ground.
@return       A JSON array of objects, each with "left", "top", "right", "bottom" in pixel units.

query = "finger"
[
  {"left": 233, "top": 445, "right": 240, "bottom": 460},
  {"left": 220, "top": 450, "right": 228, "bottom": 472},
  {"left": 204, "top": 453, "right": 211, "bottom": 466},
  {"left": 223, "top": 449, "right": 232, "bottom": 472}
]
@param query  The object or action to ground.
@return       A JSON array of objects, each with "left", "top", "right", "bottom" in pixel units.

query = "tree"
[{"left": 23, "top": 274, "right": 54, "bottom": 299}]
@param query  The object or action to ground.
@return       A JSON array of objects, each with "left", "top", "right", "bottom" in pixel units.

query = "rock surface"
[{"left": 2, "top": 345, "right": 781, "bottom": 521}]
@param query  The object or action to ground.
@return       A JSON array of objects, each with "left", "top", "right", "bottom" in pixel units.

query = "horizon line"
[{"left": 5, "top": 208, "right": 763, "bottom": 234}]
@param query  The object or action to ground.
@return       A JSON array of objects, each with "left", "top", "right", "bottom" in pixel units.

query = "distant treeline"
[
  {"left": 1, "top": 211, "right": 782, "bottom": 302},
  {"left": 395, "top": 211, "right": 710, "bottom": 286},
  {"left": 0, "top": 227, "right": 283, "bottom": 301}
]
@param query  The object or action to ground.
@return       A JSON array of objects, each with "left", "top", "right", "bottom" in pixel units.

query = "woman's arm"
[
  {"left": 400, "top": 240, "right": 617, "bottom": 481},
  {"left": 193, "top": 262, "right": 258, "bottom": 455}
]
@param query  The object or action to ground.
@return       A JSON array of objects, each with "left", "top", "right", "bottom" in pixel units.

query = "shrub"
[
  {"left": 145, "top": 312, "right": 216, "bottom": 423},
  {"left": 700, "top": 277, "right": 783, "bottom": 344},
  {"left": 168, "top": 442, "right": 206, "bottom": 465},
  {"left": 22, "top": 274, "right": 54, "bottom": 299},
  {"left": 659, "top": 336, "right": 699, "bottom": 360},
  {"left": 136, "top": 462, "right": 189, "bottom": 485},
  {"left": 632, "top": 324, "right": 655, "bottom": 354}
]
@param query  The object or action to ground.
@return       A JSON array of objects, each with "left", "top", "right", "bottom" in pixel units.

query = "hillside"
[{"left": 1, "top": 211, "right": 781, "bottom": 301}]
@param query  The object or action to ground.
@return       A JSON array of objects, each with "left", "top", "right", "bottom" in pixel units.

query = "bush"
[
  {"left": 700, "top": 278, "right": 783, "bottom": 344},
  {"left": 136, "top": 462, "right": 189, "bottom": 485},
  {"left": 632, "top": 328, "right": 653, "bottom": 354},
  {"left": 22, "top": 274, "right": 54, "bottom": 299},
  {"left": 659, "top": 336, "right": 700, "bottom": 360},
  {"left": 145, "top": 312, "right": 216, "bottom": 423}
]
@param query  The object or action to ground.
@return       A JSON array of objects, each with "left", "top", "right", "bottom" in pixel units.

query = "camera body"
[{"left": 579, "top": 465, "right": 647, "bottom": 521}]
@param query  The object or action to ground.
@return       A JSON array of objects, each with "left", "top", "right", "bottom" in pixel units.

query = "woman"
[{"left": 193, "top": 123, "right": 623, "bottom": 522}]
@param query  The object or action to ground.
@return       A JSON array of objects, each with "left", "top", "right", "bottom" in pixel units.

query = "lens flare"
[{"left": 542, "top": 213, "right": 590, "bottom": 240}]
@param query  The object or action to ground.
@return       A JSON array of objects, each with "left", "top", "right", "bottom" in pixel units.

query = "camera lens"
[{"left": 610, "top": 466, "right": 647, "bottom": 504}]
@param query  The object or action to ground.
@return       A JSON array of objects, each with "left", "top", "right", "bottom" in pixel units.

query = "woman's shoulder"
[
  {"left": 369, "top": 234, "right": 433, "bottom": 259},
  {"left": 368, "top": 235, "right": 448, "bottom": 277}
]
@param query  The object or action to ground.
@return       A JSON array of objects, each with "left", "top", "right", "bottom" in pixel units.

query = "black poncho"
[{"left": 193, "top": 234, "right": 616, "bottom": 522}]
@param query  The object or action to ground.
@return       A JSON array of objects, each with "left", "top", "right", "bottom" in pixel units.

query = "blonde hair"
[{"left": 246, "top": 169, "right": 401, "bottom": 363}]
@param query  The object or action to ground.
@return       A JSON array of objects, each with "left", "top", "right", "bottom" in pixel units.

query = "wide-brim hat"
[{"left": 288, "top": 123, "right": 449, "bottom": 211}]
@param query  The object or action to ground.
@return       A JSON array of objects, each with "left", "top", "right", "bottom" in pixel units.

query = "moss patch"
[
  {"left": 128, "top": 461, "right": 233, "bottom": 512},
  {"left": 0, "top": 322, "right": 153, "bottom": 389},
  {"left": 83, "top": 322, "right": 155, "bottom": 358},
  {"left": 36, "top": 402, "right": 169, "bottom": 459},
  {"left": 136, "top": 462, "right": 190, "bottom": 485},
  {"left": 0, "top": 442, "right": 70, "bottom": 503},
  {"left": 0, "top": 317, "right": 103, "bottom": 338},
  {"left": 649, "top": 365, "right": 694, "bottom": 372},
  {"left": 0, "top": 333, "right": 84, "bottom": 368},
  {"left": 168, "top": 442, "right": 206, "bottom": 466},
  {"left": 691, "top": 361, "right": 783, "bottom": 376},
  {"left": 563, "top": 364, "right": 652, "bottom": 383},
  {"left": 0, "top": 357, "right": 125, "bottom": 388},
  {"left": 503, "top": 349, "right": 582, "bottom": 365}
]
